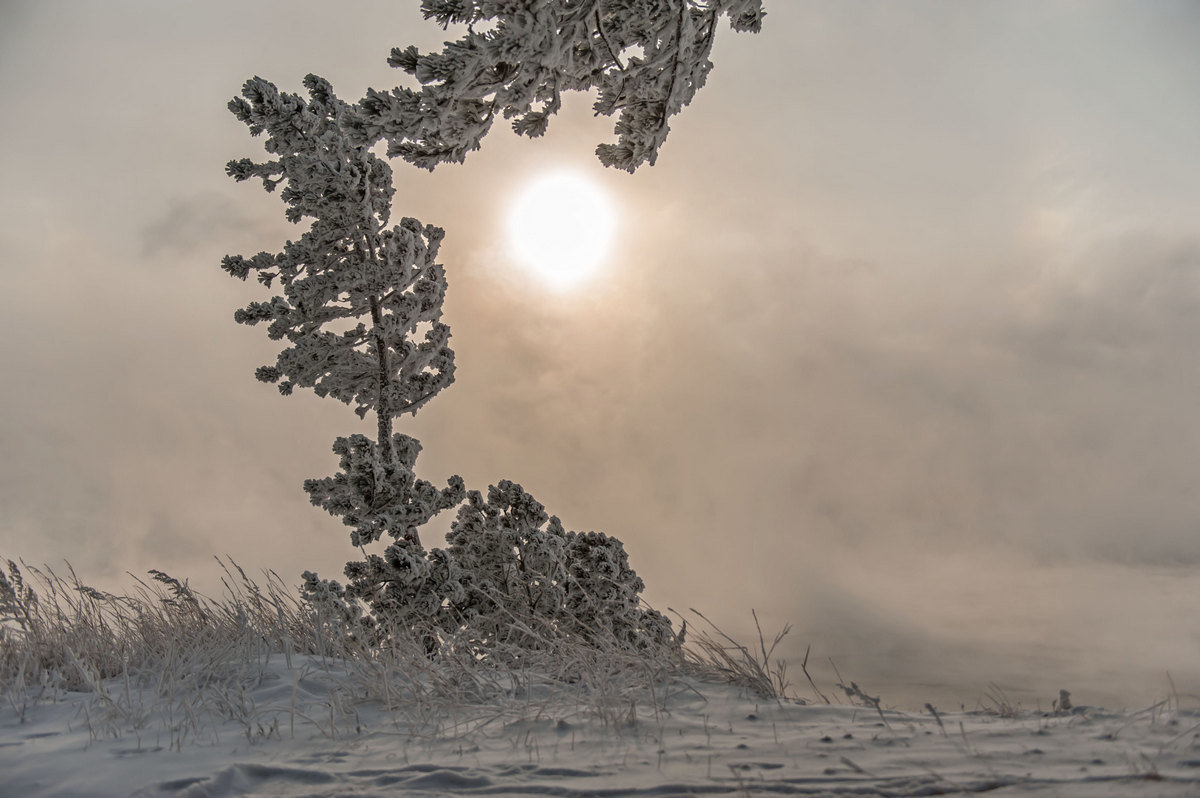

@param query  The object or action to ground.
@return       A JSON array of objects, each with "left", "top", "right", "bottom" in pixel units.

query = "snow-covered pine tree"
[
  {"left": 444, "top": 481, "right": 674, "bottom": 653},
  {"left": 222, "top": 3, "right": 764, "bottom": 656},
  {"left": 345, "top": 0, "right": 765, "bottom": 172},
  {"left": 221, "top": 75, "right": 464, "bottom": 552}
]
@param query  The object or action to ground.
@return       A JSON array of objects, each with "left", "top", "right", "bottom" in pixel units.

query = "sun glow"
[{"left": 507, "top": 172, "right": 617, "bottom": 291}]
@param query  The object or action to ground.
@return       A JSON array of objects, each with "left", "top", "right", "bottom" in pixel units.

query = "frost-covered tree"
[
  {"left": 346, "top": 0, "right": 765, "bottom": 172},
  {"left": 306, "top": 480, "right": 674, "bottom": 656},
  {"left": 445, "top": 481, "right": 674, "bottom": 651},
  {"left": 220, "top": 76, "right": 671, "bottom": 658},
  {"left": 222, "top": 2, "right": 764, "bottom": 658},
  {"left": 221, "top": 75, "right": 464, "bottom": 550}
]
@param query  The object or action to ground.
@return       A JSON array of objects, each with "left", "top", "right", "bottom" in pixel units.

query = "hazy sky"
[{"left": 2, "top": 0, "right": 1199, "bottom": 708}]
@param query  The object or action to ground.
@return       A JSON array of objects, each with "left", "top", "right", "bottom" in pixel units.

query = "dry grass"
[
  {"left": 679, "top": 608, "right": 794, "bottom": 701},
  {"left": 1, "top": 558, "right": 799, "bottom": 748},
  {"left": 3, "top": 559, "right": 273, "bottom": 690},
  {"left": 977, "top": 682, "right": 1022, "bottom": 718}
]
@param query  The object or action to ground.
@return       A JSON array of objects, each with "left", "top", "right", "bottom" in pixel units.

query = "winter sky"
[{"left": 2, "top": 0, "right": 1199, "bottom": 706}]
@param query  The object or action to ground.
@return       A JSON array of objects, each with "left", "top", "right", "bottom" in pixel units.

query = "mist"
[{"left": 2, "top": 0, "right": 1199, "bottom": 709}]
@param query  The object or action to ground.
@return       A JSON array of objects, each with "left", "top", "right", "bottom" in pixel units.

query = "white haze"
[{"left": 2, "top": 0, "right": 1199, "bottom": 708}]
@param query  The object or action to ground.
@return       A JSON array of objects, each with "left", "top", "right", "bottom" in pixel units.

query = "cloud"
[
  {"left": 4, "top": 0, "right": 1200, "bottom": 711},
  {"left": 139, "top": 190, "right": 279, "bottom": 261}
]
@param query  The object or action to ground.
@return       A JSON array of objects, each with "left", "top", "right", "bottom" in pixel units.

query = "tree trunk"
[{"left": 368, "top": 293, "right": 392, "bottom": 464}]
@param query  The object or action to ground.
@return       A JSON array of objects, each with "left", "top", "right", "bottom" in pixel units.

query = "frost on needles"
[
  {"left": 221, "top": 76, "right": 670, "bottom": 656},
  {"left": 221, "top": 75, "right": 463, "bottom": 551},
  {"left": 346, "top": 0, "right": 765, "bottom": 172},
  {"left": 220, "top": 2, "right": 763, "bottom": 659}
]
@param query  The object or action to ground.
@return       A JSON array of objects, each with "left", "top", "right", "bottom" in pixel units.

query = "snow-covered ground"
[{"left": 3, "top": 654, "right": 1198, "bottom": 797}]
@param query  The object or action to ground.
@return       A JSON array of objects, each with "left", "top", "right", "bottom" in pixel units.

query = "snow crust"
[{"left": 4, "top": 654, "right": 1198, "bottom": 797}]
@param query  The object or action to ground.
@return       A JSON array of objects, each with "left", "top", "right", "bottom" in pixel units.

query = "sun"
[{"left": 507, "top": 171, "right": 617, "bottom": 291}]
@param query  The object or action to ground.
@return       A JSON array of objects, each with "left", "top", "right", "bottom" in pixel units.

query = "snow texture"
[{"left": 3, "top": 654, "right": 1198, "bottom": 797}]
